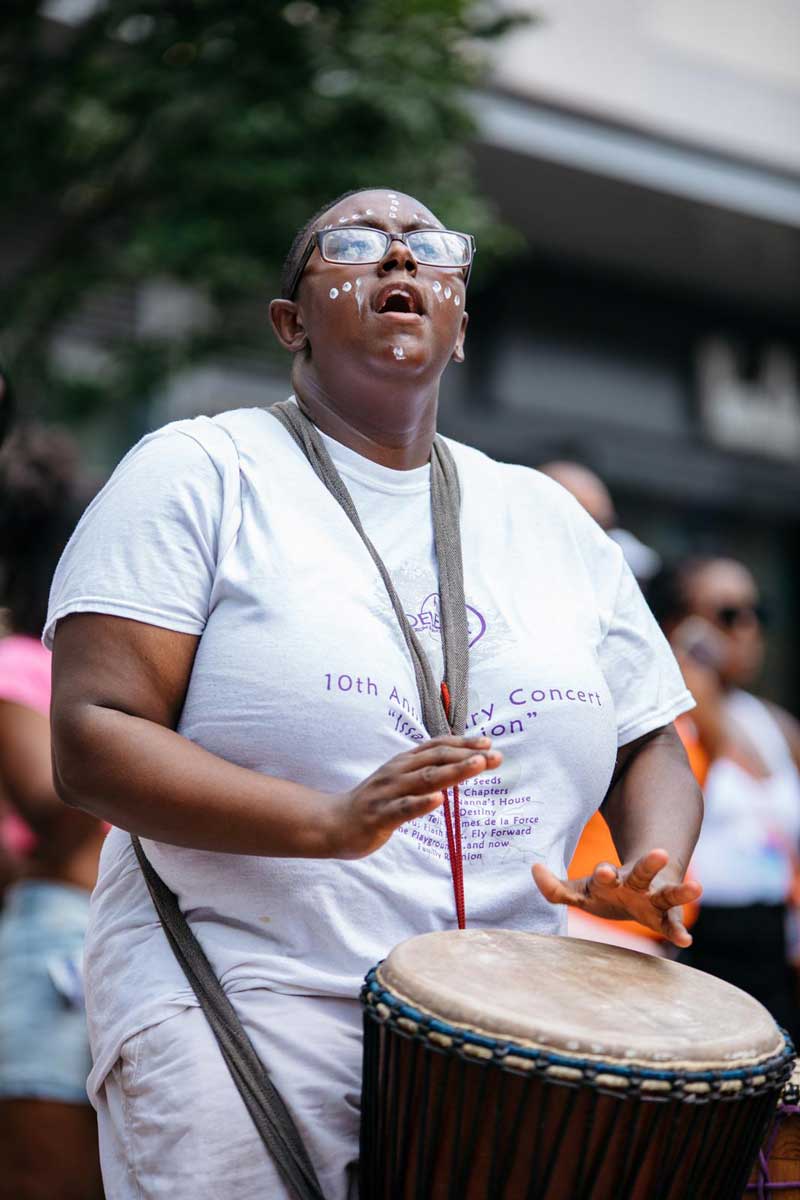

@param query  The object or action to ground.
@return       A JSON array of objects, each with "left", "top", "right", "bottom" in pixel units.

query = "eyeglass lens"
[{"left": 320, "top": 227, "right": 469, "bottom": 267}]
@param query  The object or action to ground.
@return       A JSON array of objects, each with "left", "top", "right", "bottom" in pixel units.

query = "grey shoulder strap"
[
  {"left": 270, "top": 398, "right": 469, "bottom": 739},
  {"left": 130, "top": 835, "right": 326, "bottom": 1200}
]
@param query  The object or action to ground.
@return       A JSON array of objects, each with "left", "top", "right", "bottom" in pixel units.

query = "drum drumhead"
[{"left": 376, "top": 929, "right": 784, "bottom": 1071}]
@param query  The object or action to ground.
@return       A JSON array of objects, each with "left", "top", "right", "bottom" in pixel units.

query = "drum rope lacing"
[
  {"left": 271, "top": 399, "right": 471, "bottom": 929},
  {"left": 363, "top": 967, "right": 795, "bottom": 1100}
]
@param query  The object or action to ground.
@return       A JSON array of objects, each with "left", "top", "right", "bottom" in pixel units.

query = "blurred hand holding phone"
[
  {"left": 670, "top": 616, "right": 769, "bottom": 778},
  {"left": 671, "top": 616, "right": 727, "bottom": 674}
]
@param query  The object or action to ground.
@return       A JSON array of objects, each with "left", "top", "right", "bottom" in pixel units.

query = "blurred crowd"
[
  {"left": 0, "top": 371, "right": 799, "bottom": 1197},
  {"left": 0, "top": 371, "right": 105, "bottom": 1199},
  {"left": 553, "top": 459, "right": 800, "bottom": 1049}
]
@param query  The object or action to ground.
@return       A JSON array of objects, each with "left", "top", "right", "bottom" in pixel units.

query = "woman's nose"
[{"left": 378, "top": 237, "right": 418, "bottom": 277}]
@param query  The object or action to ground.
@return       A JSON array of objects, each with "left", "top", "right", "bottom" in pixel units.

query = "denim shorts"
[{"left": 0, "top": 880, "right": 92, "bottom": 1103}]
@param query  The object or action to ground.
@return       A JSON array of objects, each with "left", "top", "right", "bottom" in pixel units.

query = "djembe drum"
[
  {"left": 747, "top": 1061, "right": 800, "bottom": 1197},
  {"left": 360, "top": 930, "right": 793, "bottom": 1200}
]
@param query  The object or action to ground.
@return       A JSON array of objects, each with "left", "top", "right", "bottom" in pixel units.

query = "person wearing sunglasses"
[
  {"left": 45, "top": 189, "right": 701, "bottom": 1199},
  {"left": 649, "top": 557, "right": 800, "bottom": 1040}
]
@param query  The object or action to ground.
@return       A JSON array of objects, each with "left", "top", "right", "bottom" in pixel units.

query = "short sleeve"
[
  {"left": 569, "top": 501, "right": 694, "bottom": 747},
  {"left": 43, "top": 421, "right": 241, "bottom": 649}
]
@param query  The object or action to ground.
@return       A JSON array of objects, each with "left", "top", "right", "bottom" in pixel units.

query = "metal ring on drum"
[{"left": 359, "top": 929, "right": 794, "bottom": 1200}]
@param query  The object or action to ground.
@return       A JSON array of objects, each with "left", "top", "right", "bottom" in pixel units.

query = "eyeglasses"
[
  {"left": 287, "top": 226, "right": 476, "bottom": 299},
  {"left": 714, "top": 603, "right": 768, "bottom": 630}
]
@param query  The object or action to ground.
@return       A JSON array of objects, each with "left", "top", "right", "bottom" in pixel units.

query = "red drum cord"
[{"left": 440, "top": 681, "right": 466, "bottom": 929}]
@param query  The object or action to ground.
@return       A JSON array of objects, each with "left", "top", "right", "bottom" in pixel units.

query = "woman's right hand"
[{"left": 327, "top": 735, "right": 502, "bottom": 859}]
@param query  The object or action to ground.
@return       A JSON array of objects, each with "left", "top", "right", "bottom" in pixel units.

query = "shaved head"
[{"left": 539, "top": 461, "right": 615, "bottom": 531}]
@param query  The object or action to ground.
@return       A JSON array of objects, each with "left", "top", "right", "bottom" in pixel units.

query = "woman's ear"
[
  {"left": 451, "top": 311, "right": 469, "bottom": 364},
  {"left": 269, "top": 299, "right": 308, "bottom": 352}
]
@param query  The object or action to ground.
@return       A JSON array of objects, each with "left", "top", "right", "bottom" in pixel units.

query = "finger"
[
  {"left": 662, "top": 907, "right": 693, "bottom": 949},
  {"left": 624, "top": 848, "right": 670, "bottom": 893},
  {"left": 531, "top": 863, "right": 586, "bottom": 908},
  {"left": 399, "top": 754, "right": 503, "bottom": 796},
  {"left": 393, "top": 744, "right": 502, "bottom": 775},
  {"left": 650, "top": 879, "right": 703, "bottom": 910},
  {"left": 408, "top": 735, "right": 493, "bottom": 754},
  {"left": 590, "top": 861, "right": 620, "bottom": 891},
  {"left": 381, "top": 790, "right": 445, "bottom": 829}
]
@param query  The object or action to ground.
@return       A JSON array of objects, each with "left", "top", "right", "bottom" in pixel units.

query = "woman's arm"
[
  {"left": 0, "top": 699, "right": 100, "bottom": 853},
  {"left": 533, "top": 725, "right": 703, "bottom": 947},
  {"left": 600, "top": 724, "right": 703, "bottom": 882},
  {"left": 51, "top": 612, "right": 501, "bottom": 859}
]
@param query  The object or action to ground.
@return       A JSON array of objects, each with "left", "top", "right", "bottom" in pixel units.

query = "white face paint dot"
[
  {"left": 454, "top": 295, "right": 461, "bottom": 306},
  {"left": 444, "top": 286, "right": 452, "bottom": 299},
  {"left": 329, "top": 287, "right": 339, "bottom": 299},
  {"left": 339, "top": 217, "right": 347, "bottom": 222},
  {"left": 393, "top": 346, "right": 405, "bottom": 359},
  {"left": 354, "top": 277, "right": 365, "bottom": 317},
  {"left": 342, "top": 281, "right": 352, "bottom": 292},
  {"left": 432, "top": 281, "right": 442, "bottom": 292},
  {"left": 365, "top": 208, "right": 373, "bottom": 215}
]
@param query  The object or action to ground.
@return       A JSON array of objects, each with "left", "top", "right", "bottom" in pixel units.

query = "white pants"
[{"left": 95, "top": 990, "right": 362, "bottom": 1199}]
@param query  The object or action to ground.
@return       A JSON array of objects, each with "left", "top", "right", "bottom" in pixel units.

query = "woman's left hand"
[{"left": 532, "top": 848, "right": 702, "bottom": 949}]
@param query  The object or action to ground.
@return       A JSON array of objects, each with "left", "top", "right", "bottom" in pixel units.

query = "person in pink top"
[{"left": 0, "top": 423, "right": 105, "bottom": 1200}]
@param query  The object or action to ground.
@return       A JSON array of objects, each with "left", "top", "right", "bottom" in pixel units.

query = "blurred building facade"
[{"left": 438, "top": 0, "right": 800, "bottom": 705}]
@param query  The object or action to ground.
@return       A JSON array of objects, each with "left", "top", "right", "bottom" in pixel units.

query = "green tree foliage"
[{"left": 0, "top": 0, "right": 524, "bottom": 437}]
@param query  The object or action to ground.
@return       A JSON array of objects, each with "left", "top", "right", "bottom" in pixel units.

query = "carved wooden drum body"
[{"left": 360, "top": 930, "right": 793, "bottom": 1200}]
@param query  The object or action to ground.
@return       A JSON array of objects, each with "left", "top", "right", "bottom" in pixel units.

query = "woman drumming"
[{"left": 47, "top": 188, "right": 703, "bottom": 1200}]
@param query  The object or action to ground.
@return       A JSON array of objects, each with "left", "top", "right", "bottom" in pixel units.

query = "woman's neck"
[{"left": 291, "top": 361, "right": 438, "bottom": 470}]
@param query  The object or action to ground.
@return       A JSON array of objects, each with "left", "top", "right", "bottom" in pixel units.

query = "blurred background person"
[
  {"left": 0, "top": 424, "right": 105, "bottom": 1200},
  {"left": 540, "top": 459, "right": 703, "bottom": 956},
  {"left": 539, "top": 460, "right": 662, "bottom": 586},
  {"left": 649, "top": 557, "right": 800, "bottom": 1041},
  {"left": 0, "top": 365, "right": 19, "bottom": 900}
]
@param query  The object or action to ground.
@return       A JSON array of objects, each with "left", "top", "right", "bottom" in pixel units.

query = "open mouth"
[{"left": 374, "top": 284, "right": 424, "bottom": 316}]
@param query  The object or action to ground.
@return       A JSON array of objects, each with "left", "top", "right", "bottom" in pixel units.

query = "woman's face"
[
  {"left": 684, "top": 559, "right": 766, "bottom": 686},
  {"left": 277, "top": 189, "right": 469, "bottom": 382}
]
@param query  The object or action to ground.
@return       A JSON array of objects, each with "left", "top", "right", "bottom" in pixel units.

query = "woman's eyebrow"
[{"left": 360, "top": 217, "right": 442, "bottom": 234}]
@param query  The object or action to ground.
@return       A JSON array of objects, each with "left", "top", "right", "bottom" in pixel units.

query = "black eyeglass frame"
[{"left": 286, "top": 226, "right": 476, "bottom": 299}]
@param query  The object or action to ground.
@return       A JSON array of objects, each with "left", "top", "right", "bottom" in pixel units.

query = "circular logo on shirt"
[{"left": 407, "top": 592, "right": 487, "bottom": 649}]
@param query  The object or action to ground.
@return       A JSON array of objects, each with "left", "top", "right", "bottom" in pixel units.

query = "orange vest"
[{"left": 567, "top": 716, "right": 706, "bottom": 941}]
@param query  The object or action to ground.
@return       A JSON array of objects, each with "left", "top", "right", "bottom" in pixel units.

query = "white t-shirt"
[
  {"left": 691, "top": 691, "right": 800, "bottom": 906},
  {"left": 45, "top": 403, "right": 693, "bottom": 1093}
]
